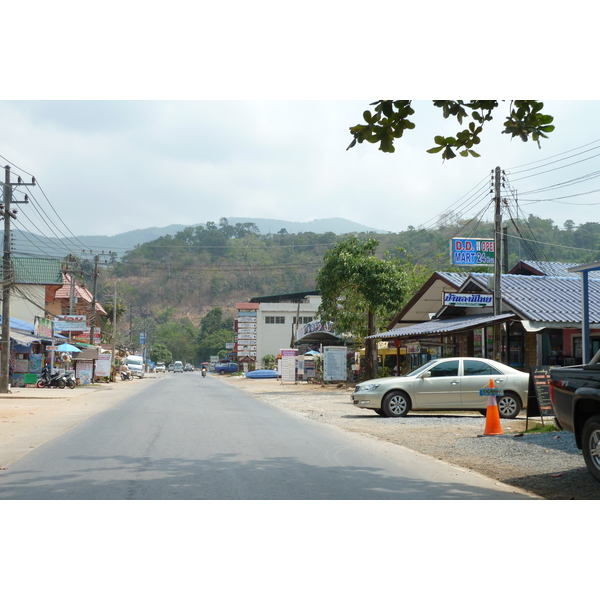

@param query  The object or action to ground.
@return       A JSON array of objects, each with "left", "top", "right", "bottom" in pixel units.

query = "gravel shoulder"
[{"left": 221, "top": 375, "right": 600, "bottom": 500}]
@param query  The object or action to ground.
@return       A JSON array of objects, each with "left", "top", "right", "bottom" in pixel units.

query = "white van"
[
  {"left": 124, "top": 355, "right": 145, "bottom": 378},
  {"left": 173, "top": 361, "right": 183, "bottom": 373}
]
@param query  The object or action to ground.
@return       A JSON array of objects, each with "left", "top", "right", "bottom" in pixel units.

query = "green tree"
[
  {"left": 196, "top": 308, "right": 234, "bottom": 362},
  {"left": 348, "top": 100, "right": 554, "bottom": 159},
  {"left": 150, "top": 343, "right": 172, "bottom": 365},
  {"left": 262, "top": 354, "right": 276, "bottom": 369},
  {"left": 315, "top": 236, "right": 409, "bottom": 380}
]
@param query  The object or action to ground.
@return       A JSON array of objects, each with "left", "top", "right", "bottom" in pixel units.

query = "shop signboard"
[
  {"left": 72, "top": 328, "right": 101, "bottom": 343},
  {"left": 54, "top": 315, "right": 87, "bottom": 331},
  {"left": 280, "top": 349, "right": 297, "bottom": 383},
  {"left": 76, "top": 360, "right": 94, "bottom": 385},
  {"left": 14, "top": 358, "right": 29, "bottom": 373},
  {"left": 526, "top": 366, "right": 557, "bottom": 424},
  {"left": 450, "top": 238, "right": 495, "bottom": 266},
  {"left": 323, "top": 346, "right": 347, "bottom": 381},
  {"left": 29, "top": 354, "right": 43, "bottom": 374},
  {"left": 95, "top": 353, "right": 112, "bottom": 377},
  {"left": 35, "top": 316, "right": 53, "bottom": 338},
  {"left": 443, "top": 292, "right": 493, "bottom": 307}
]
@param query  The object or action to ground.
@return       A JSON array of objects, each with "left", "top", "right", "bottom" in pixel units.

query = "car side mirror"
[{"left": 420, "top": 371, "right": 431, "bottom": 379}]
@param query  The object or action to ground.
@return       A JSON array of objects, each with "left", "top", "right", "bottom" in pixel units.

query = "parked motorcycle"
[
  {"left": 65, "top": 373, "right": 77, "bottom": 389},
  {"left": 36, "top": 367, "right": 67, "bottom": 389}
]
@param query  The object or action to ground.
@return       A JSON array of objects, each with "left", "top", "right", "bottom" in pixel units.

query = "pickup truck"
[
  {"left": 550, "top": 361, "right": 600, "bottom": 482},
  {"left": 215, "top": 362, "right": 239, "bottom": 375}
]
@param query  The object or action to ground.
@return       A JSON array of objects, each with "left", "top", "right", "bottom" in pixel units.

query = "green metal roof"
[{"left": 0, "top": 257, "right": 63, "bottom": 285}]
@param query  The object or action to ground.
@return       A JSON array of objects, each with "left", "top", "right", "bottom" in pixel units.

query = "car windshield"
[{"left": 405, "top": 360, "right": 439, "bottom": 377}]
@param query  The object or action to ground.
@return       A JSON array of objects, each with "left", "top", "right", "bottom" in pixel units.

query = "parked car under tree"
[{"left": 351, "top": 357, "right": 529, "bottom": 419}]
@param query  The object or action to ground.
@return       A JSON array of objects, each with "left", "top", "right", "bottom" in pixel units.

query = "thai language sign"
[
  {"left": 451, "top": 238, "right": 495, "bottom": 266},
  {"left": 323, "top": 346, "right": 347, "bottom": 381},
  {"left": 443, "top": 292, "right": 493, "bottom": 307},
  {"left": 55, "top": 315, "right": 87, "bottom": 331}
]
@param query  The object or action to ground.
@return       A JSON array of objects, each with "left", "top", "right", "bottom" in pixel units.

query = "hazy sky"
[
  {"left": 2, "top": 3, "right": 597, "bottom": 250},
  {"left": 2, "top": 99, "right": 599, "bottom": 242}
]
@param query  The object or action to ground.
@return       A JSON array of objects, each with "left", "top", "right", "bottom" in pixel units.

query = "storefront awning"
[
  {"left": 367, "top": 313, "right": 516, "bottom": 340},
  {"left": 10, "top": 330, "right": 42, "bottom": 347}
]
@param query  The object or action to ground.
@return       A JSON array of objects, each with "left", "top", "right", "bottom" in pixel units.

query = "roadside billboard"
[{"left": 450, "top": 238, "right": 495, "bottom": 266}]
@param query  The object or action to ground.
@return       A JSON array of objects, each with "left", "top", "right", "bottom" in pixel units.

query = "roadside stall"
[{"left": 72, "top": 346, "right": 99, "bottom": 385}]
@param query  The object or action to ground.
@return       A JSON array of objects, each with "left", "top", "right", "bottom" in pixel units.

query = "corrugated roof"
[
  {"left": 509, "top": 260, "right": 600, "bottom": 278},
  {"left": 436, "top": 271, "right": 472, "bottom": 286},
  {"left": 469, "top": 273, "right": 600, "bottom": 324},
  {"left": 368, "top": 313, "right": 516, "bottom": 339}
]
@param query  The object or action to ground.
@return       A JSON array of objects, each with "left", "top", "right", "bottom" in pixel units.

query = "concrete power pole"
[
  {"left": 89, "top": 254, "right": 100, "bottom": 346},
  {"left": 493, "top": 166, "right": 503, "bottom": 361},
  {"left": 0, "top": 166, "right": 35, "bottom": 393}
]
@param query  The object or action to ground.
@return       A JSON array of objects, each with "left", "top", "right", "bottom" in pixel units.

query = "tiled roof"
[
  {"left": 54, "top": 273, "right": 107, "bottom": 316},
  {"left": 470, "top": 274, "right": 600, "bottom": 324},
  {"left": 0, "top": 257, "right": 63, "bottom": 284}
]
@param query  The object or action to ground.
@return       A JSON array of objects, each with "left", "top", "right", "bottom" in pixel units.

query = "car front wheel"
[
  {"left": 497, "top": 392, "right": 522, "bottom": 419},
  {"left": 582, "top": 415, "right": 600, "bottom": 483},
  {"left": 381, "top": 391, "right": 411, "bottom": 418}
]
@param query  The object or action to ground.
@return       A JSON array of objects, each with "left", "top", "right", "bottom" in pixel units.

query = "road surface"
[{"left": 0, "top": 373, "right": 537, "bottom": 499}]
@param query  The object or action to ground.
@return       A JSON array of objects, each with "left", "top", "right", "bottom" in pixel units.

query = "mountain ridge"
[{"left": 14, "top": 217, "right": 388, "bottom": 257}]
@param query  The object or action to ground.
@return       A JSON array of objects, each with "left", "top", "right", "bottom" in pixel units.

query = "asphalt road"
[{"left": 0, "top": 373, "right": 537, "bottom": 499}]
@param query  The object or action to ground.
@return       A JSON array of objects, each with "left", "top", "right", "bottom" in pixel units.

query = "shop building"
[
  {"left": 235, "top": 291, "right": 321, "bottom": 367},
  {"left": 371, "top": 262, "right": 600, "bottom": 373}
]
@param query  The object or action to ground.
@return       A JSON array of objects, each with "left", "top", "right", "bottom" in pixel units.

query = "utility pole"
[
  {"left": 89, "top": 253, "right": 100, "bottom": 346},
  {"left": 63, "top": 263, "right": 81, "bottom": 342},
  {"left": 493, "top": 166, "right": 503, "bottom": 362},
  {"left": 111, "top": 283, "right": 118, "bottom": 381},
  {"left": 0, "top": 166, "right": 35, "bottom": 393}
]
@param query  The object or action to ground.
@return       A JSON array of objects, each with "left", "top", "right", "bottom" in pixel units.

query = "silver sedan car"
[{"left": 351, "top": 357, "right": 529, "bottom": 419}]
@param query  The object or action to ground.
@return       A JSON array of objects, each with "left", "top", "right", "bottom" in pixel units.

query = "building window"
[
  {"left": 265, "top": 316, "right": 285, "bottom": 324},
  {"left": 293, "top": 316, "right": 312, "bottom": 325}
]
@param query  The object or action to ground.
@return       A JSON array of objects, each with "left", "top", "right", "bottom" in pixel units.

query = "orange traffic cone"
[{"left": 483, "top": 378, "right": 503, "bottom": 436}]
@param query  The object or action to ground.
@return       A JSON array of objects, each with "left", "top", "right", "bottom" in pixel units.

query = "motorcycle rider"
[{"left": 201, "top": 366, "right": 207, "bottom": 378}]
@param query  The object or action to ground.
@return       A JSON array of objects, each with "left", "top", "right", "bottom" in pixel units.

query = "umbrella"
[
  {"left": 305, "top": 350, "right": 320, "bottom": 355},
  {"left": 57, "top": 343, "right": 82, "bottom": 353}
]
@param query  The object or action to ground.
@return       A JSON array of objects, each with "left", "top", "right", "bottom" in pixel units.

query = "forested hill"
[{"left": 102, "top": 216, "right": 600, "bottom": 325}]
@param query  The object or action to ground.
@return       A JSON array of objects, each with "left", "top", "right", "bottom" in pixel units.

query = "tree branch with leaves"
[{"left": 347, "top": 100, "right": 555, "bottom": 160}]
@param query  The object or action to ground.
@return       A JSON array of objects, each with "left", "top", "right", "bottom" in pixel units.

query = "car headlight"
[{"left": 360, "top": 383, "right": 380, "bottom": 392}]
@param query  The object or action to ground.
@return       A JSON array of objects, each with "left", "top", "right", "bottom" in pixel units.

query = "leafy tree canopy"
[
  {"left": 150, "top": 343, "right": 172, "bottom": 365},
  {"left": 316, "top": 236, "right": 409, "bottom": 339},
  {"left": 348, "top": 100, "right": 555, "bottom": 160}
]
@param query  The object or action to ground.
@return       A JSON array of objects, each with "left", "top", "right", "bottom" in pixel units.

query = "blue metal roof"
[
  {"left": 369, "top": 313, "right": 516, "bottom": 340},
  {"left": 514, "top": 260, "right": 600, "bottom": 279},
  {"left": 436, "top": 271, "right": 473, "bottom": 287},
  {"left": 469, "top": 274, "right": 600, "bottom": 324}
]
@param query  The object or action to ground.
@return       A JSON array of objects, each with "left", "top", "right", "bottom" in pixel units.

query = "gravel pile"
[{"left": 222, "top": 376, "right": 600, "bottom": 500}]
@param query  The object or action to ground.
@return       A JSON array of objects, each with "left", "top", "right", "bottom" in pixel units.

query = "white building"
[{"left": 235, "top": 291, "right": 322, "bottom": 366}]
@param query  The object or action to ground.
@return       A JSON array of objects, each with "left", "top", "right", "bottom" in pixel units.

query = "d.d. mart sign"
[{"left": 450, "top": 238, "right": 495, "bottom": 266}]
